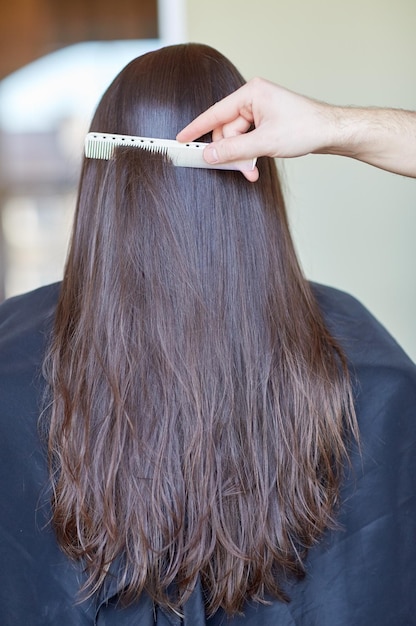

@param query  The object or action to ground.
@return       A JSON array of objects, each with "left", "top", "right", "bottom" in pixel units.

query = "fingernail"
[{"left": 204, "top": 146, "right": 219, "bottom": 163}]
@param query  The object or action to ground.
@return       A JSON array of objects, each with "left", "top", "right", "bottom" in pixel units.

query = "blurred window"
[{"left": 0, "top": 0, "right": 186, "bottom": 300}]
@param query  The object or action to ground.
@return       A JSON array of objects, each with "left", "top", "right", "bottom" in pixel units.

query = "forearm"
[{"left": 319, "top": 106, "right": 416, "bottom": 178}]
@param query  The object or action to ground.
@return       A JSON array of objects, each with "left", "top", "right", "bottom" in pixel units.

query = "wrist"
[{"left": 314, "top": 104, "right": 366, "bottom": 158}]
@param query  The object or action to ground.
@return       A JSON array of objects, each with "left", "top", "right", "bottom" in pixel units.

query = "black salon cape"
[{"left": 0, "top": 282, "right": 415, "bottom": 626}]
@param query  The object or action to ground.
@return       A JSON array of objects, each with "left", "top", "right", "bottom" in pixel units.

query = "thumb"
[{"left": 203, "top": 131, "right": 262, "bottom": 165}]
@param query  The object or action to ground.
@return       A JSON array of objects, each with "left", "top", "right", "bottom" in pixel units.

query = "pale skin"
[{"left": 176, "top": 77, "right": 416, "bottom": 182}]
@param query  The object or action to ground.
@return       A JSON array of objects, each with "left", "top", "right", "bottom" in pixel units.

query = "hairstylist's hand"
[
  {"left": 177, "top": 77, "right": 416, "bottom": 180},
  {"left": 177, "top": 78, "right": 332, "bottom": 182}
]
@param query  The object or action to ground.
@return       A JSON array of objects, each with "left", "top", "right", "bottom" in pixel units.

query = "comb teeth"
[
  {"left": 84, "top": 132, "right": 256, "bottom": 172},
  {"left": 85, "top": 133, "right": 174, "bottom": 160}
]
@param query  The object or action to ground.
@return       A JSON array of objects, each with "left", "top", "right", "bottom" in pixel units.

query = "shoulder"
[
  {"left": 312, "top": 281, "right": 415, "bottom": 372},
  {"left": 0, "top": 282, "right": 60, "bottom": 420},
  {"left": 0, "top": 282, "right": 60, "bottom": 334},
  {"left": 0, "top": 283, "right": 60, "bottom": 372},
  {"left": 312, "top": 281, "right": 416, "bottom": 452}
]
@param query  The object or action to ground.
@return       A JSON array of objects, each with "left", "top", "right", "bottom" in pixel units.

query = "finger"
[
  {"left": 221, "top": 115, "right": 252, "bottom": 138},
  {"left": 212, "top": 126, "right": 224, "bottom": 143},
  {"left": 241, "top": 166, "right": 259, "bottom": 182},
  {"left": 203, "top": 127, "right": 268, "bottom": 164},
  {"left": 210, "top": 115, "right": 252, "bottom": 144},
  {"left": 176, "top": 84, "right": 252, "bottom": 142}
]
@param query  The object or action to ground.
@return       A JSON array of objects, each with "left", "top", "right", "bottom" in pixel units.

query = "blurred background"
[{"left": 0, "top": 0, "right": 415, "bottom": 361}]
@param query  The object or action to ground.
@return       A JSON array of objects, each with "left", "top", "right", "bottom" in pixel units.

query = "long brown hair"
[{"left": 44, "top": 43, "right": 357, "bottom": 616}]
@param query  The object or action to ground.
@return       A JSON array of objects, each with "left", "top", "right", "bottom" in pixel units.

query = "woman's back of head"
[
  {"left": 91, "top": 42, "right": 251, "bottom": 139},
  {"left": 45, "top": 43, "right": 357, "bottom": 617}
]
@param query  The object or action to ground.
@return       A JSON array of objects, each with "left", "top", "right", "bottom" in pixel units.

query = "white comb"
[{"left": 84, "top": 132, "right": 256, "bottom": 172}]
